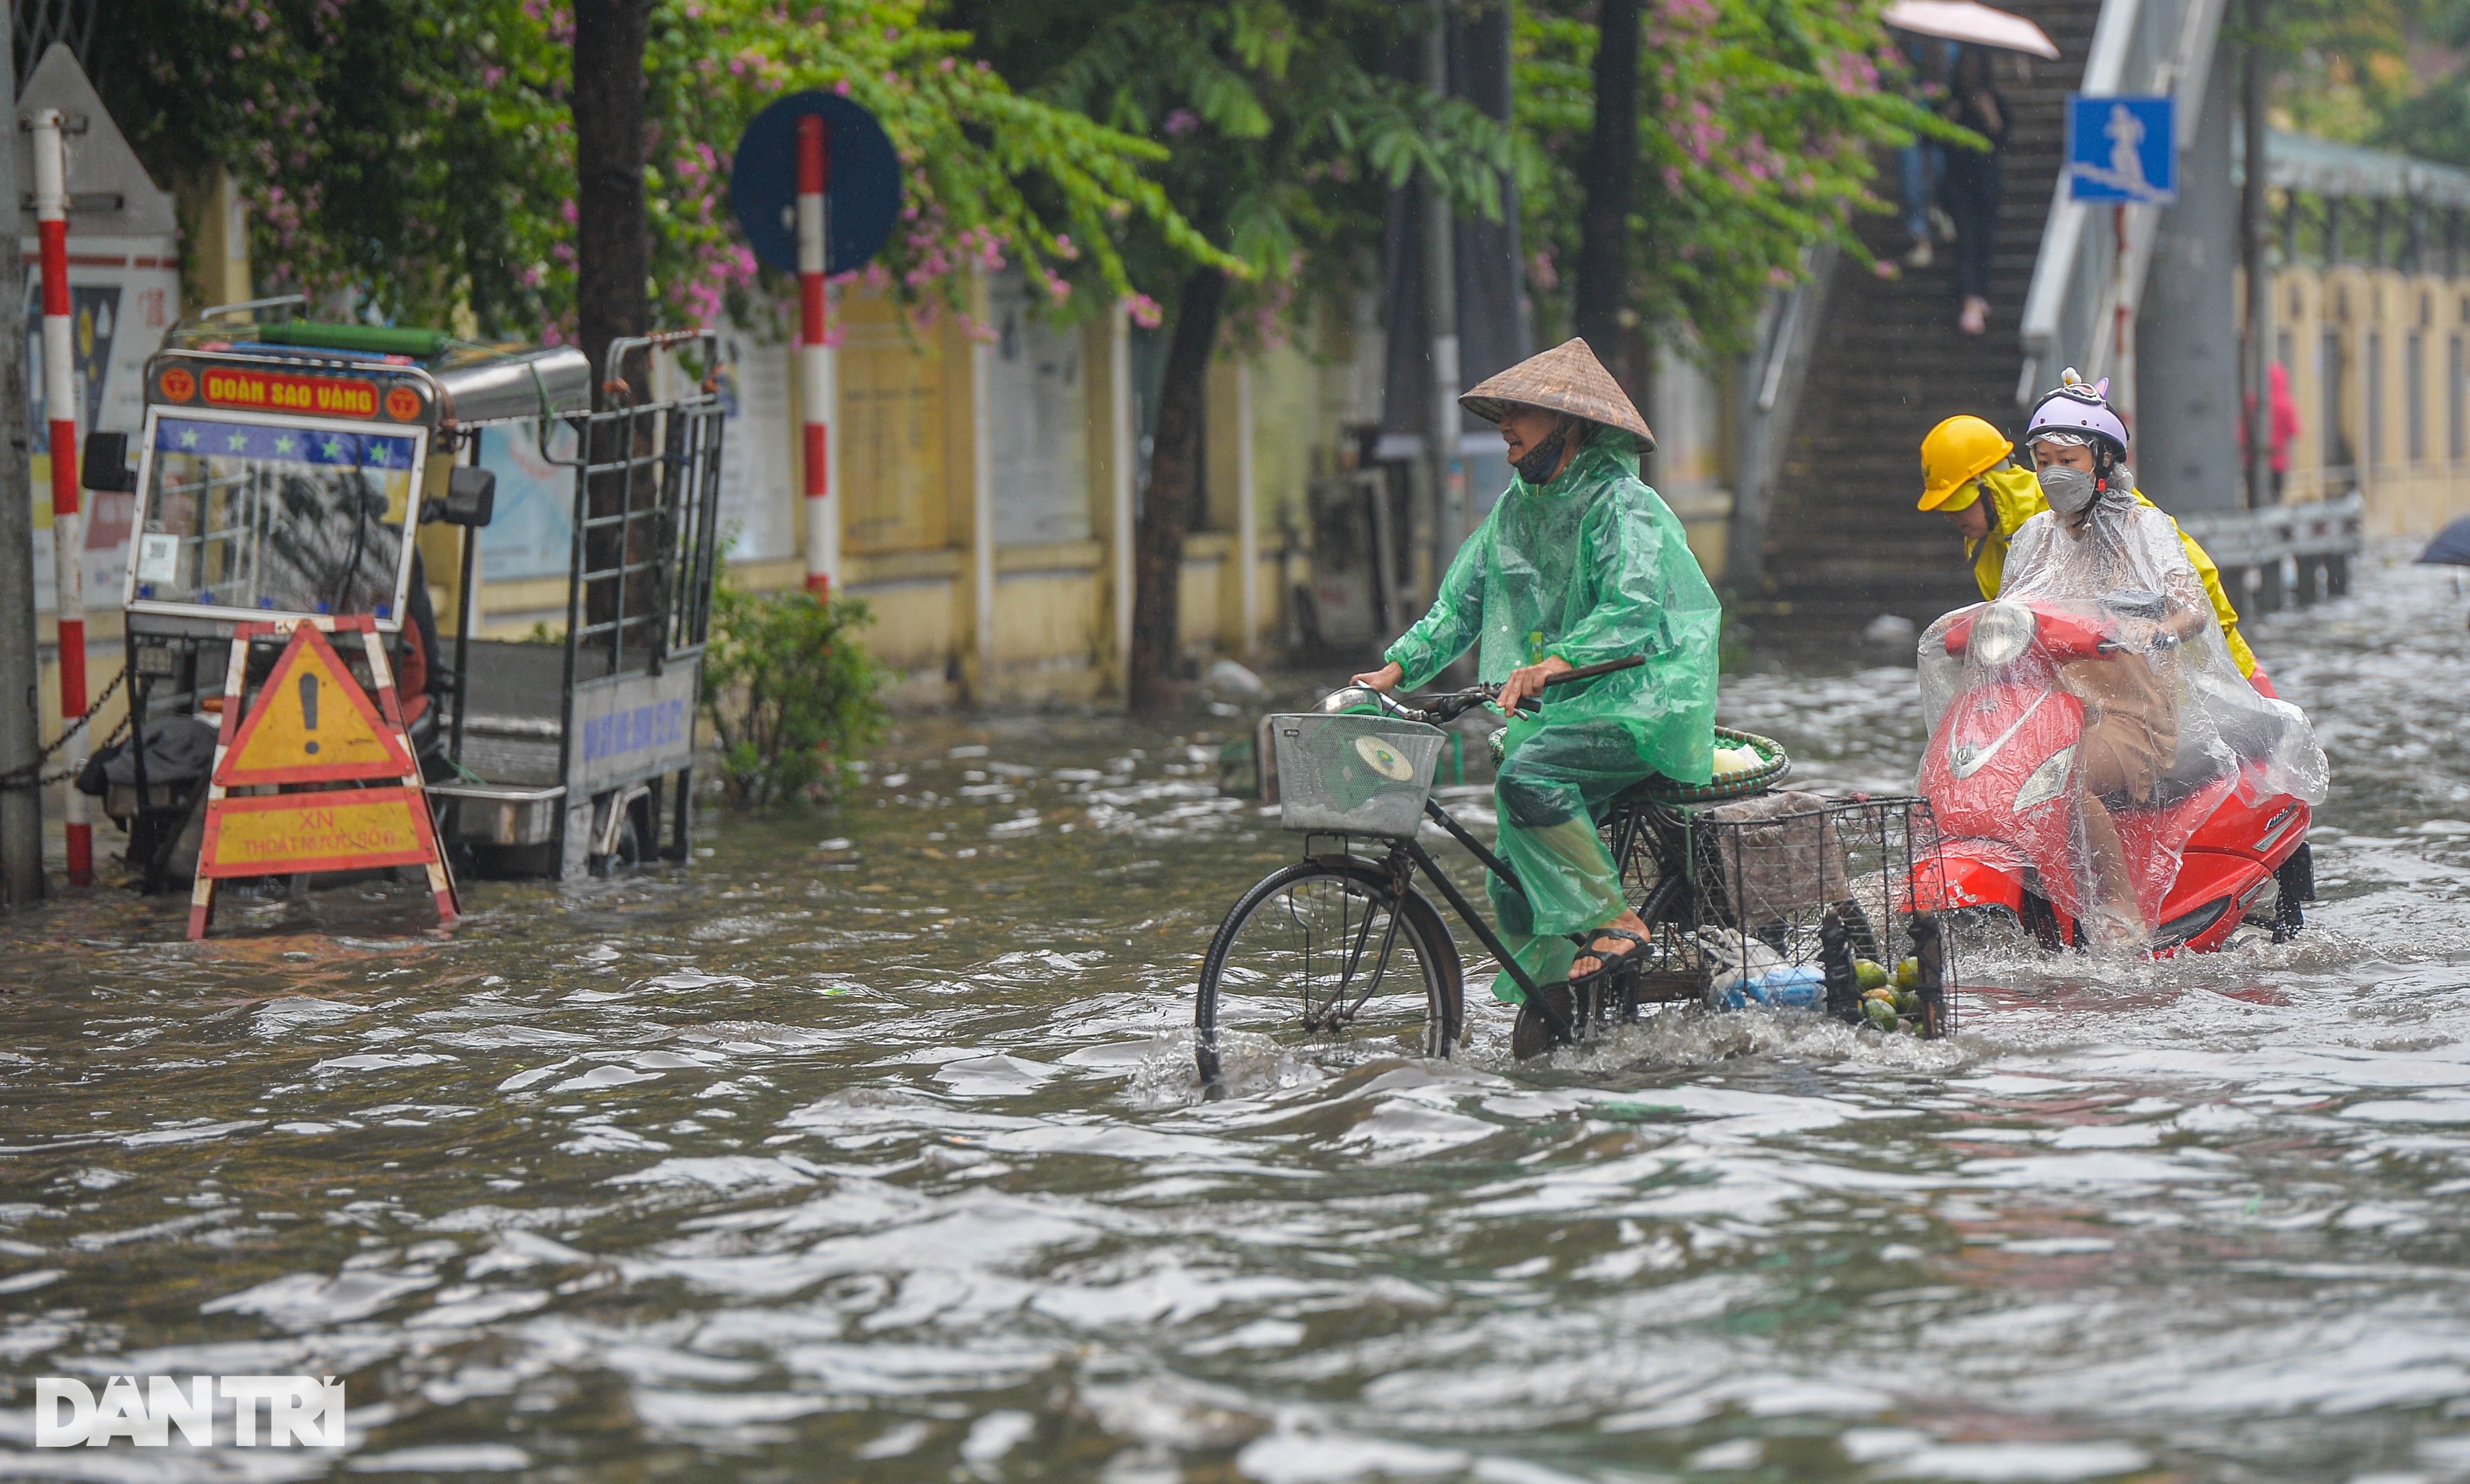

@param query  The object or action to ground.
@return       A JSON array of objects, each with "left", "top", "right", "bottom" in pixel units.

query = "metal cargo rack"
[
  {"left": 1571, "top": 787, "right": 1959, "bottom": 1040},
  {"left": 427, "top": 330, "right": 726, "bottom": 878}
]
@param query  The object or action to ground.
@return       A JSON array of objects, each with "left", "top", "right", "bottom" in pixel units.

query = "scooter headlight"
[
  {"left": 1969, "top": 602, "right": 2038, "bottom": 668},
  {"left": 2013, "top": 744, "right": 2075, "bottom": 812}
]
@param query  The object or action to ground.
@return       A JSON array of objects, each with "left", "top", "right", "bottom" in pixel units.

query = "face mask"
[
  {"left": 2037, "top": 462, "right": 2097, "bottom": 516},
  {"left": 1515, "top": 420, "right": 1572, "bottom": 485}
]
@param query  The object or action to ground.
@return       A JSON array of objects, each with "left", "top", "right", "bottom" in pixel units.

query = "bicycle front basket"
[{"left": 1267, "top": 713, "right": 1446, "bottom": 839}]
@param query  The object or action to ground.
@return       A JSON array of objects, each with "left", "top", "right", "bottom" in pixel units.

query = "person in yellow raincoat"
[
  {"left": 1353, "top": 339, "right": 1722, "bottom": 999},
  {"left": 1917, "top": 414, "right": 2275, "bottom": 693}
]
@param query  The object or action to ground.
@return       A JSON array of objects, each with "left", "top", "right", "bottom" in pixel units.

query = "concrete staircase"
[{"left": 1750, "top": 0, "right": 2106, "bottom": 621}]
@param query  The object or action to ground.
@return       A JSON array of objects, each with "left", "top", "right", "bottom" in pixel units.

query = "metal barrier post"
[
  {"left": 32, "top": 109, "right": 87, "bottom": 884},
  {"left": 797, "top": 114, "right": 835, "bottom": 596}
]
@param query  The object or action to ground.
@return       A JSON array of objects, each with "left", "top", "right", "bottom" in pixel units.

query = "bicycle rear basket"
[
  {"left": 1268, "top": 713, "right": 1446, "bottom": 839},
  {"left": 1682, "top": 791, "right": 1957, "bottom": 1035}
]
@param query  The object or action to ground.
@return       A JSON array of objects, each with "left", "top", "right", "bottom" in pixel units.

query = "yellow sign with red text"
[
  {"left": 189, "top": 617, "right": 458, "bottom": 940},
  {"left": 199, "top": 788, "right": 438, "bottom": 876}
]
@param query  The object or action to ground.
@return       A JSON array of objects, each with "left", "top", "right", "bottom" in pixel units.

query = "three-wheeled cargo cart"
[{"left": 99, "top": 300, "right": 725, "bottom": 890}]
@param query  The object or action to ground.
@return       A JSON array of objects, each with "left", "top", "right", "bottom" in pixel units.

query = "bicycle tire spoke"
[{"left": 1199, "top": 867, "right": 1452, "bottom": 1072}]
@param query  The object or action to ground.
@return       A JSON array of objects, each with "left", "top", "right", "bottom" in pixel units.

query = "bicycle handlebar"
[{"left": 1364, "top": 653, "right": 1646, "bottom": 725}]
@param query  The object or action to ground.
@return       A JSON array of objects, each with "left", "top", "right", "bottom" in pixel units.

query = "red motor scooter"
[{"left": 1911, "top": 598, "right": 2314, "bottom": 954}]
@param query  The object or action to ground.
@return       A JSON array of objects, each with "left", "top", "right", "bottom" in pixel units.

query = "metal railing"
[
  {"left": 551, "top": 332, "right": 727, "bottom": 685},
  {"left": 1729, "top": 243, "right": 1838, "bottom": 586},
  {"left": 2015, "top": 0, "right": 2227, "bottom": 408}
]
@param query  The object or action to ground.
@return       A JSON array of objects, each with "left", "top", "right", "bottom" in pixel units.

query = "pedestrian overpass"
[{"left": 1723, "top": 0, "right": 2463, "bottom": 626}]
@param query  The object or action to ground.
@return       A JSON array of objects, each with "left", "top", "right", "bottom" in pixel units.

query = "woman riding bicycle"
[{"left": 1351, "top": 338, "right": 1723, "bottom": 999}]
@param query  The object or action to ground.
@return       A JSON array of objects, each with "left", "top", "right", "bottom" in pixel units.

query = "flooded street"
[{"left": 3, "top": 543, "right": 2468, "bottom": 1483}]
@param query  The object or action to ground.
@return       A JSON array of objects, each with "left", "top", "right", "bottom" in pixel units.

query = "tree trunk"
[
  {"left": 1573, "top": 0, "right": 1645, "bottom": 386},
  {"left": 572, "top": 0, "right": 649, "bottom": 646},
  {"left": 573, "top": 0, "right": 647, "bottom": 389},
  {"left": 1127, "top": 267, "right": 1229, "bottom": 714}
]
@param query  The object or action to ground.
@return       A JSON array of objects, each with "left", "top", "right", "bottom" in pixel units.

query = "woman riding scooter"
[
  {"left": 1917, "top": 412, "right": 2276, "bottom": 693},
  {"left": 1349, "top": 338, "right": 1723, "bottom": 999},
  {"left": 2000, "top": 373, "right": 2323, "bottom": 945}
]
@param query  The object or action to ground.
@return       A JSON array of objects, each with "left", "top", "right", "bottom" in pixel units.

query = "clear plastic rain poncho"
[
  {"left": 1916, "top": 486, "right": 2328, "bottom": 936},
  {"left": 1384, "top": 432, "right": 1723, "bottom": 997}
]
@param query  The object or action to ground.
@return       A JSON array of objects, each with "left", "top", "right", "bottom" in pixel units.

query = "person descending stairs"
[{"left": 1749, "top": 0, "right": 2103, "bottom": 621}]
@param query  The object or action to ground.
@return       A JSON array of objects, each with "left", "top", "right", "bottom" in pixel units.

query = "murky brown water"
[{"left": 2, "top": 544, "right": 2468, "bottom": 1482}]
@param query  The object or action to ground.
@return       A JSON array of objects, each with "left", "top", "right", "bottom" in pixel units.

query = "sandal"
[{"left": 1568, "top": 927, "right": 1650, "bottom": 987}]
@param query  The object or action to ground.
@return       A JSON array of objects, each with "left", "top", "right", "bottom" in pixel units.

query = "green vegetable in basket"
[
  {"left": 1864, "top": 996, "right": 1899, "bottom": 1031},
  {"left": 1855, "top": 959, "right": 1889, "bottom": 991},
  {"left": 1895, "top": 957, "right": 1921, "bottom": 991},
  {"left": 1896, "top": 990, "right": 1921, "bottom": 1017}
]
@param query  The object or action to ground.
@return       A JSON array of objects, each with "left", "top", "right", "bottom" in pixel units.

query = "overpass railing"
[{"left": 2015, "top": 0, "right": 2227, "bottom": 409}]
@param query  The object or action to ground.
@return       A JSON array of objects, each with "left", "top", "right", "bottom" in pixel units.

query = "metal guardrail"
[
  {"left": 2173, "top": 490, "right": 2365, "bottom": 565},
  {"left": 2015, "top": 0, "right": 2227, "bottom": 408},
  {"left": 1729, "top": 243, "right": 1839, "bottom": 587}
]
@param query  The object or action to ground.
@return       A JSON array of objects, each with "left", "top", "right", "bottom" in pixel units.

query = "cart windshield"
[{"left": 127, "top": 412, "right": 420, "bottom": 626}]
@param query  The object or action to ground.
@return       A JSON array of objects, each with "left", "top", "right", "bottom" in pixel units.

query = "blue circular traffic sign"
[{"left": 731, "top": 92, "right": 902, "bottom": 276}]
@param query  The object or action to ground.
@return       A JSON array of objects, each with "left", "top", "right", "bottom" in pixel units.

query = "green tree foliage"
[
  {"left": 93, "top": 0, "right": 1226, "bottom": 338},
  {"left": 961, "top": 0, "right": 1513, "bottom": 328},
  {"left": 2221, "top": 0, "right": 2423, "bottom": 146},
  {"left": 700, "top": 578, "right": 888, "bottom": 806},
  {"left": 1516, "top": 0, "right": 1943, "bottom": 357},
  {"left": 957, "top": 0, "right": 1512, "bottom": 709},
  {"left": 2350, "top": 0, "right": 2470, "bottom": 160}
]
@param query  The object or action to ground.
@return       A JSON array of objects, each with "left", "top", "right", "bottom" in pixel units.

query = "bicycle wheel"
[{"left": 1195, "top": 859, "right": 1464, "bottom": 1092}]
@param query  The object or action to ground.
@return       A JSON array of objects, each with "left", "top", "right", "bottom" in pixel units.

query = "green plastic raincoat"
[{"left": 1382, "top": 433, "right": 1723, "bottom": 1001}]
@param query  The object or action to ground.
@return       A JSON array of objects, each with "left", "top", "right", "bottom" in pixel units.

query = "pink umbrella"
[{"left": 1884, "top": 0, "right": 2061, "bottom": 59}]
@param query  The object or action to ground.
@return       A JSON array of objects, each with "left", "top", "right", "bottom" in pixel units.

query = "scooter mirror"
[
  {"left": 424, "top": 466, "right": 496, "bottom": 528},
  {"left": 81, "top": 431, "right": 135, "bottom": 494}
]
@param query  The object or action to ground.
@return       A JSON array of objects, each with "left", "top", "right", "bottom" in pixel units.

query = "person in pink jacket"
[
  {"left": 2246, "top": 362, "right": 2303, "bottom": 500},
  {"left": 2268, "top": 361, "right": 2302, "bottom": 499}
]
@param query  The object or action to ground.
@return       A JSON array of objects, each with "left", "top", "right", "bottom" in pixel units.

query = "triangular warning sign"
[{"left": 216, "top": 626, "right": 412, "bottom": 785}]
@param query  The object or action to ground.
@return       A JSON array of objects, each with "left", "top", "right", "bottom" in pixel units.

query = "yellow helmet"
[{"left": 1918, "top": 414, "right": 2014, "bottom": 511}]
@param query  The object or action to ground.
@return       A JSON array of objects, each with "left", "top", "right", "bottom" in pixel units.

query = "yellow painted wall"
[
  {"left": 1179, "top": 536, "right": 1229, "bottom": 646},
  {"left": 2249, "top": 262, "right": 2470, "bottom": 535},
  {"left": 1249, "top": 342, "right": 1319, "bottom": 541},
  {"left": 991, "top": 557, "right": 1104, "bottom": 675},
  {"left": 839, "top": 292, "right": 954, "bottom": 556},
  {"left": 454, "top": 282, "right": 1373, "bottom": 704}
]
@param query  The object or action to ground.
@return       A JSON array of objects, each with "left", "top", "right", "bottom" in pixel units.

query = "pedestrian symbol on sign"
[{"left": 2066, "top": 94, "right": 2177, "bottom": 204}]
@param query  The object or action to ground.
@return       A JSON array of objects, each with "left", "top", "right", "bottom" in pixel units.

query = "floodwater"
[{"left": 1, "top": 544, "right": 2467, "bottom": 1484}]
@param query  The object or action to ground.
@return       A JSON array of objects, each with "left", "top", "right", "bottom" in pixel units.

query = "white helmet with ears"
[{"left": 2025, "top": 368, "right": 2129, "bottom": 463}]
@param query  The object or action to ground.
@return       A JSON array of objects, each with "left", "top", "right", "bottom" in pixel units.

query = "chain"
[{"left": 0, "top": 667, "right": 130, "bottom": 792}]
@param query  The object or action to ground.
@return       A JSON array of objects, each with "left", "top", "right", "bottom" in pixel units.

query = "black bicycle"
[{"left": 1193, "top": 664, "right": 1948, "bottom": 1094}]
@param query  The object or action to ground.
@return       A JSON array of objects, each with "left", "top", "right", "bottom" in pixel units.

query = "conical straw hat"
[{"left": 1459, "top": 337, "right": 1655, "bottom": 450}]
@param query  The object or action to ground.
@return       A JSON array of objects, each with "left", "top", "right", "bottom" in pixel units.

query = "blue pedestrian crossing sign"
[{"left": 2066, "top": 94, "right": 2177, "bottom": 204}]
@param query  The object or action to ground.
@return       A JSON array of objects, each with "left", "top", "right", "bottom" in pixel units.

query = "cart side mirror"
[
  {"left": 423, "top": 466, "right": 496, "bottom": 528},
  {"left": 81, "top": 431, "right": 135, "bottom": 494}
]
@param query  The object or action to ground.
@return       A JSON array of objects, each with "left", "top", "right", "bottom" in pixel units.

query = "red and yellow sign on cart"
[{"left": 188, "top": 617, "right": 458, "bottom": 940}]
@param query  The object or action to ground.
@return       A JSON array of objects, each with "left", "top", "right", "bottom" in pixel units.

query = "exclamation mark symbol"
[{"left": 300, "top": 674, "right": 320, "bottom": 755}]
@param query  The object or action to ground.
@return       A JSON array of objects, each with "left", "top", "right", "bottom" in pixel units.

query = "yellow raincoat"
[{"left": 1960, "top": 464, "right": 2258, "bottom": 678}]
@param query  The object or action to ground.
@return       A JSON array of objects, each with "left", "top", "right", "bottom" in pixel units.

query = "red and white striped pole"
[
  {"left": 797, "top": 114, "right": 835, "bottom": 596},
  {"left": 33, "top": 110, "right": 89, "bottom": 886}
]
